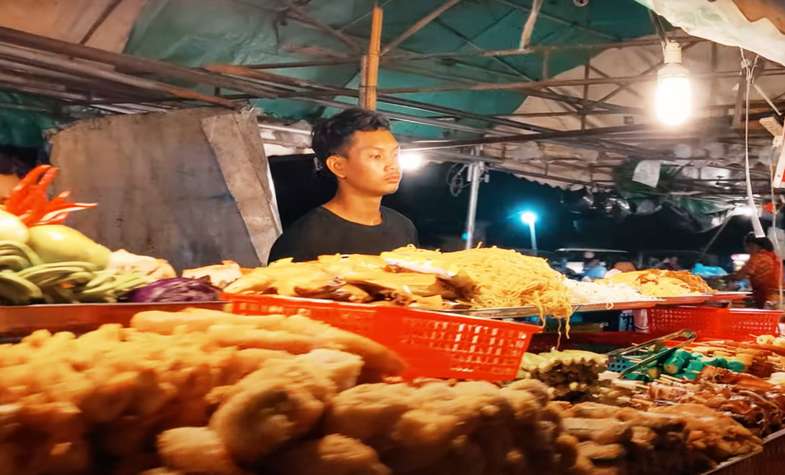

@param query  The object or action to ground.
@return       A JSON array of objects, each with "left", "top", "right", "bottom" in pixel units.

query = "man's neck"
[{"left": 323, "top": 189, "right": 383, "bottom": 226}]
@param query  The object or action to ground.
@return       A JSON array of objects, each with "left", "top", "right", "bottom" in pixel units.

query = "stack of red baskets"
[
  {"left": 641, "top": 305, "right": 782, "bottom": 340},
  {"left": 222, "top": 293, "right": 541, "bottom": 381}
]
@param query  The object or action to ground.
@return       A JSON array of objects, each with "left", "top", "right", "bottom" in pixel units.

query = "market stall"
[{"left": 2, "top": 1, "right": 785, "bottom": 474}]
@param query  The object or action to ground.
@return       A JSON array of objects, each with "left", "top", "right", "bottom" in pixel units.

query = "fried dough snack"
[
  {"left": 157, "top": 426, "right": 250, "bottom": 475},
  {"left": 132, "top": 308, "right": 405, "bottom": 378},
  {"left": 0, "top": 307, "right": 400, "bottom": 474},
  {"left": 324, "top": 379, "right": 581, "bottom": 475},
  {"left": 269, "top": 434, "right": 391, "bottom": 475}
]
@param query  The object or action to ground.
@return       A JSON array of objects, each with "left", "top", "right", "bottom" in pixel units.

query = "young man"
[{"left": 268, "top": 108, "right": 418, "bottom": 262}]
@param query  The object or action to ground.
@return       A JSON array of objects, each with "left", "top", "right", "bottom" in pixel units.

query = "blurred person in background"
[
  {"left": 658, "top": 256, "right": 681, "bottom": 271},
  {"left": 583, "top": 257, "right": 607, "bottom": 280},
  {"left": 731, "top": 233, "right": 783, "bottom": 308}
]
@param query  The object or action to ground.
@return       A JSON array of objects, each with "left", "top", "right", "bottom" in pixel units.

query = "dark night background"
[
  {"left": 0, "top": 145, "right": 762, "bottom": 263},
  {"left": 269, "top": 155, "right": 761, "bottom": 259}
]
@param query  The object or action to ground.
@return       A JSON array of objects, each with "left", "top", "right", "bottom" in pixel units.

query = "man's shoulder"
[
  {"left": 287, "top": 206, "right": 332, "bottom": 230},
  {"left": 381, "top": 206, "right": 414, "bottom": 226}
]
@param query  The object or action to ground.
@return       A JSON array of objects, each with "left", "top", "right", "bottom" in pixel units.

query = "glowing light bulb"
[
  {"left": 655, "top": 42, "right": 692, "bottom": 127},
  {"left": 399, "top": 151, "right": 425, "bottom": 171},
  {"left": 520, "top": 211, "right": 537, "bottom": 225}
]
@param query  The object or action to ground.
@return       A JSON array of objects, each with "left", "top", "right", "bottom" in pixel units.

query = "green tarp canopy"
[{"left": 0, "top": 0, "right": 655, "bottom": 146}]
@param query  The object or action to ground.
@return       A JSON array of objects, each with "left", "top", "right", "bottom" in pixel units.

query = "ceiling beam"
[
  {"left": 381, "top": 0, "right": 463, "bottom": 55},
  {"left": 379, "top": 67, "right": 785, "bottom": 94},
  {"left": 0, "top": 43, "right": 236, "bottom": 108},
  {"left": 493, "top": 0, "right": 620, "bottom": 41},
  {"left": 279, "top": 0, "right": 363, "bottom": 52}
]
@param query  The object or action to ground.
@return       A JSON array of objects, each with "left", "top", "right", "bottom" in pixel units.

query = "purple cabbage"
[{"left": 126, "top": 277, "right": 220, "bottom": 303}]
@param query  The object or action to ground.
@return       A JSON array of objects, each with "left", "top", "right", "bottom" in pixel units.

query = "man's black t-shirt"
[{"left": 268, "top": 206, "right": 418, "bottom": 262}]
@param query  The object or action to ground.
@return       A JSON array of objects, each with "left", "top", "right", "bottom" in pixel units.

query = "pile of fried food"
[
  {"left": 1, "top": 308, "right": 584, "bottom": 475},
  {"left": 0, "top": 307, "right": 765, "bottom": 475},
  {"left": 519, "top": 350, "right": 607, "bottom": 399},
  {"left": 755, "top": 334, "right": 785, "bottom": 350},
  {"left": 601, "top": 270, "right": 713, "bottom": 298},
  {"left": 559, "top": 401, "right": 761, "bottom": 474},
  {"left": 225, "top": 246, "right": 573, "bottom": 319},
  {"left": 595, "top": 366, "right": 785, "bottom": 438}
]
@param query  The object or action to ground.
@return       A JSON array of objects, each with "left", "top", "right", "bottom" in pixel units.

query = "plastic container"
[
  {"left": 223, "top": 293, "right": 541, "bottom": 381},
  {"left": 642, "top": 305, "right": 782, "bottom": 339}
]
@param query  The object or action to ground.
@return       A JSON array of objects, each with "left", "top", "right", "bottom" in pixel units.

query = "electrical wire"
[
  {"left": 447, "top": 162, "right": 470, "bottom": 197},
  {"left": 741, "top": 49, "right": 784, "bottom": 308},
  {"left": 769, "top": 142, "right": 784, "bottom": 309},
  {"left": 649, "top": 10, "right": 669, "bottom": 53},
  {"left": 740, "top": 49, "right": 765, "bottom": 238}
]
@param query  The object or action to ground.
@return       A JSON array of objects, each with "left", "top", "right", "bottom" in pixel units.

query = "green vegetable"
[
  {"left": 686, "top": 359, "right": 706, "bottom": 372},
  {"left": 663, "top": 350, "right": 691, "bottom": 375},
  {"left": 0, "top": 209, "right": 29, "bottom": 243},
  {"left": 0, "top": 240, "right": 41, "bottom": 270},
  {"left": 726, "top": 360, "right": 746, "bottom": 372},
  {"left": 28, "top": 225, "right": 110, "bottom": 268}
]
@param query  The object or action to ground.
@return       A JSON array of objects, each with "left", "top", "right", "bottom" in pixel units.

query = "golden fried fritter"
[
  {"left": 270, "top": 434, "right": 391, "bottom": 475},
  {"left": 157, "top": 426, "right": 250, "bottom": 475},
  {"left": 210, "top": 381, "right": 324, "bottom": 464}
]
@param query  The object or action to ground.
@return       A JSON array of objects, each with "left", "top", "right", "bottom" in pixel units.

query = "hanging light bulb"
[
  {"left": 398, "top": 151, "right": 426, "bottom": 172},
  {"left": 654, "top": 42, "right": 693, "bottom": 126}
]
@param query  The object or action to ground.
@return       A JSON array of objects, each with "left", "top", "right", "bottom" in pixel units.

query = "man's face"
[{"left": 327, "top": 129, "right": 401, "bottom": 196}]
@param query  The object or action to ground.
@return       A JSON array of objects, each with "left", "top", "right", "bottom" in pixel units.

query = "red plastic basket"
[
  {"left": 641, "top": 305, "right": 782, "bottom": 340},
  {"left": 223, "top": 293, "right": 541, "bottom": 381}
]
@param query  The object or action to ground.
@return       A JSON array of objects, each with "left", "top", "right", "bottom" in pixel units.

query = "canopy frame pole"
[
  {"left": 699, "top": 215, "right": 732, "bottom": 261},
  {"left": 464, "top": 160, "right": 485, "bottom": 249},
  {"left": 360, "top": 4, "right": 383, "bottom": 110},
  {"left": 381, "top": 0, "right": 462, "bottom": 56}
]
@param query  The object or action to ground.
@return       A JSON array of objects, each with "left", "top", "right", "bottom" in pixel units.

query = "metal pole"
[
  {"left": 699, "top": 215, "right": 732, "bottom": 260},
  {"left": 380, "top": 0, "right": 462, "bottom": 55},
  {"left": 529, "top": 222, "right": 538, "bottom": 256},
  {"left": 464, "top": 161, "right": 484, "bottom": 249}
]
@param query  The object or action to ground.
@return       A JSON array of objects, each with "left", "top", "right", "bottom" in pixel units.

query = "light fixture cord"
[{"left": 740, "top": 50, "right": 765, "bottom": 238}]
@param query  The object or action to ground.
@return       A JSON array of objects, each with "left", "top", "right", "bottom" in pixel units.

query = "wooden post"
[
  {"left": 581, "top": 58, "right": 590, "bottom": 130},
  {"left": 360, "top": 4, "right": 383, "bottom": 110}
]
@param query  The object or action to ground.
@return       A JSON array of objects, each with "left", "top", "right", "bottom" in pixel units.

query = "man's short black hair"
[
  {"left": 745, "top": 232, "right": 775, "bottom": 252},
  {"left": 311, "top": 108, "right": 391, "bottom": 166}
]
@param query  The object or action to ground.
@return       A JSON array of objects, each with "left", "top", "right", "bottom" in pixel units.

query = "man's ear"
[{"left": 325, "top": 155, "right": 347, "bottom": 179}]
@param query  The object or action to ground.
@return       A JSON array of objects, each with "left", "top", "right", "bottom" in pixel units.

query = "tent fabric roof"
[
  {"left": 486, "top": 35, "right": 785, "bottom": 193},
  {"left": 0, "top": 0, "right": 655, "bottom": 146},
  {"left": 1, "top": 0, "right": 785, "bottom": 203}
]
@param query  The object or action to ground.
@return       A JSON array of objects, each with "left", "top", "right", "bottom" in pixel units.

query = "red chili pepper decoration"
[
  {"left": 5, "top": 165, "right": 51, "bottom": 214},
  {"left": 3, "top": 165, "right": 96, "bottom": 226}
]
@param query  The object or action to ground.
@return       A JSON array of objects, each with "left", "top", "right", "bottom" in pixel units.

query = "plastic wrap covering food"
[{"left": 563, "top": 280, "right": 655, "bottom": 306}]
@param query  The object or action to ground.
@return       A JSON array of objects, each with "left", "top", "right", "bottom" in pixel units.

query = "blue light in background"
[{"left": 519, "top": 210, "right": 538, "bottom": 225}]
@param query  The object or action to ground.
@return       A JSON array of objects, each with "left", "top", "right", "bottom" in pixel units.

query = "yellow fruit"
[{"left": 28, "top": 225, "right": 110, "bottom": 267}]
